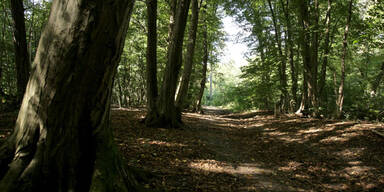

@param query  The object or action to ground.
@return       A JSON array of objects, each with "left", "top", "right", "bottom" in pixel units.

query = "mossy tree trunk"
[{"left": 0, "top": 0, "right": 138, "bottom": 191}]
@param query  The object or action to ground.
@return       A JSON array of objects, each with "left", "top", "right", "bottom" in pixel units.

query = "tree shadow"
[{"left": 111, "top": 109, "right": 384, "bottom": 191}]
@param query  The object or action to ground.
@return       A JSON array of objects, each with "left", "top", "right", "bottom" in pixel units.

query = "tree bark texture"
[
  {"left": 336, "top": 0, "right": 353, "bottom": 118},
  {"left": 296, "top": 0, "right": 315, "bottom": 114},
  {"left": 10, "top": 0, "right": 31, "bottom": 104},
  {"left": 157, "top": 0, "right": 191, "bottom": 128},
  {"left": 145, "top": 0, "right": 160, "bottom": 126},
  {"left": 0, "top": 0, "right": 137, "bottom": 191},
  {"left": 176, "top": 0, "right": 201, "bottom": 110}
]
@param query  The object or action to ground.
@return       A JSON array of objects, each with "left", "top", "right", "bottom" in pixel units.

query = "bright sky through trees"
[{"left": 221, "top": 15, "right": 249, "bottom": 75}]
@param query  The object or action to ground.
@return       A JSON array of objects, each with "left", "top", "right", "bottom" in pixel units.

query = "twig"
[{"left": 372, "top": 130, "right": 384, "bottom": 138}]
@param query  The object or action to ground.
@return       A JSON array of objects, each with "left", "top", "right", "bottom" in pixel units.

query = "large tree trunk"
[
  {"left": 176, "top": 0, "right": 201, "bottom": 110},
  {"left": 0, "top": 0, "right": 138, "bottom": 191},
  {"left": 296, "top": 0, "right": 315, "bottom": 115},
  {"left": 310, "top": 0, "right": 320, "bottom": 116},
  {"left": 144, "top": 0, "right": 160, "bottom": 126},
  {"left": 336, "top": 0, "right": 353, "bottom": 119},
  {"left": 318, "top": 0, "right": 332, "bottom": 106},
  {"left": 10, "top": 0, "right": 30, "bottom": 104},
  {"left": 157, "top": 0, "right": 191, "bottom": 128}
]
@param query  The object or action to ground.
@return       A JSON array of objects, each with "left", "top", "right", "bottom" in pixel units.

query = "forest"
[{"left": 0, "top": 0, "right": 383, "bottom": 191}]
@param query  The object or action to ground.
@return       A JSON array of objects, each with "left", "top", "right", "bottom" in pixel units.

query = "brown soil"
[{"left": 1, "top": 107, "right": 384, "bottom": 191}]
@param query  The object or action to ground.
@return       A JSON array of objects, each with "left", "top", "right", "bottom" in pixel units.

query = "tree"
[
  {"left": 156, "top": 0, "right": 191, "bottom": 128},
  {"left": 176, "top": 0, "right": 202, "bottom": 111},
  {"left": 318, "top": 0, "right": 332, "bottom": 104},
  {"left": 194, "top": 6, "right": 208, "bottom": 112},
  {"left": 145, "top": 0, "right": 160, "bottom": 126},
  {"left": 10, "top": 0, "right": 30, "bottom": 104},
  {"left": 267, "top": 0, "right": 288, "bottom": 112},
  {"left": 336, "top": 0, "right": 353, "bottom": 118},
  {"left": 0, "top": 0, "right": 138, "bottom": 191}
]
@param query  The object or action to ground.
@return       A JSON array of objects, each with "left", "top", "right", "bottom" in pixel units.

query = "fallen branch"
[{"left": 372, "top": 130, "right": 384, "bottom": 138}]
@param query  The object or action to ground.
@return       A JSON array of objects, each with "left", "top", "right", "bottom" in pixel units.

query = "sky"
[{"left": 220, "top": 16, "right": 249, "bottom": 74}]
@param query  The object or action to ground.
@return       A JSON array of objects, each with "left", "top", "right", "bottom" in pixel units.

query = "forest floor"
[{"left": 1, "top": 107, "right": 384, "bottom": 191}]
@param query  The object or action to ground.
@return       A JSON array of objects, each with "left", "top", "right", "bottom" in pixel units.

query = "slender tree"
[
  {"left": 195, "top": 7, "right": 208, "bottom": 113},
  {"left": 176, "top": 0, "right": 202, "bottom": 111},
  {"left": 267, "top": 0, "right": 288, "bottom": 112},
  {"left": 318, "top": 0, "right": 332, "bottom": 103},
  {"left": 336, "top": 0, "right": 353, "bottom": 118},
  {"left": 280, "top": 0, "right": 297, "bottom": 110},
  {"left": 10, "top": 0, "right": 30, "bottom": 104},
  {"left": 0, "top": 0, "right": 138, "bottom": 191}
]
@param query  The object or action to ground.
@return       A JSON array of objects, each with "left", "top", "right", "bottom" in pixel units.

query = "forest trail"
[
  {"left": 1, "top": 108, "right": 384, "bottom": 191},
  {"left": 112, "top": 107, "right": 384, "bottom": 192}
]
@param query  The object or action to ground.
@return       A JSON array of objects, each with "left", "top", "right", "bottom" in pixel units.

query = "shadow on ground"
[
  {"left": 111, "top": 107, "right": 384, "bottom": 192},
  {"left": 1, "top": 108, "right": 383, "bottom": 191}
]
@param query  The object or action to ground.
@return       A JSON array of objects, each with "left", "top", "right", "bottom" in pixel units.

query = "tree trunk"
[
  {"left": 267, "top": 0, "right": 288, "bottom": 112},
  {"left": 144, "top": 0, "right": 160, "bottom": 126},
  {"left": 318, "top": 0, "right": 332, "bottom": 105},
  {"left": 176, "top": 0, "right": 201, "bottom": 111},
  {"left": 310, "top": 0, "right": 320, "bottom": 116},
  {"left": 336, "top": 0, "right": 353, "bottom": 119},
  {"left": 10, "top": 0, "right": 30, "bottom": 104},
  {"left": 194, "top": 13, "right": 208, "bottom": 113},
  {"left": 0, "top": 0, "right": 138, "bottom": 191},
  {"left": 296, "top": 0, "right": 314, "bottom": 115},
  {"left": 281, "top": 0, "right": 297, "bottom": 111},
  {"left": 157, "top": 0, "right": 191, "bottom": 128}
]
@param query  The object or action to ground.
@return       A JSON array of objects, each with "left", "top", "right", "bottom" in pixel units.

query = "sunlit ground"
[
  {"left": 107, "top": 108, "right": 384, "bottom": 191},
  {"left": 1, "top": 108, "right": 383, "bottom": 191}
]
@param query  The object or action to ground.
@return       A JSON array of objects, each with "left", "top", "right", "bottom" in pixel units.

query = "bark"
[
  {"left": 195, "top": 14, "right": 208, "bottom": 113},
  {"left": 318, "top": 0, "right": 332, "bottom": 104},
  {"left": 267, "top": 0, "right": 288, "bottom": 112},
  {"left": 176, "top": 0, "right": 201, "bottom": 110},
  {"left": 310, "top": 0, "right": 320, "bottom": 115},
  {"left": 144, "top": 0, "right": 160, "bottom": 126},
  {"left": 0, "top": 0, "right": 138, "bottom": 191},
  {"left": 10, "top": 0, "right": 31, "bottom": 104},
  {"left": 157, "top": 0, "right": 191, "bottom": 128},
  {"left": 296, "top": 0, "right": 314, "bottom": 115},
  {"left": 336, "top": 0, "right": 353, "bottom": 118}
]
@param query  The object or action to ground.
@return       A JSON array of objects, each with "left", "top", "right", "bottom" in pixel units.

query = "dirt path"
[
  {"left": 1, "top": 108, "right": 384, "bottom": 191},
  {"left": 110, "top": 107, "right": 384, "bottom": 191}
]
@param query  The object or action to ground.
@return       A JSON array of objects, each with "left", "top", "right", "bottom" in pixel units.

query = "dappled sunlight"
[
  {"left": 106, "top": 108, "right": 384, "bottom": 191},
  {"left": 343, "top": 165, "right": 373, "bottom": 176},
  {"left": 189, "top": 159, "right": 272, "bottom": 175},
  {"left": 334, "top": 148, "right": 366, "bottom": 160},
  {"left": 136, "top": 138, "right": 187, "bottom": 147}
]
